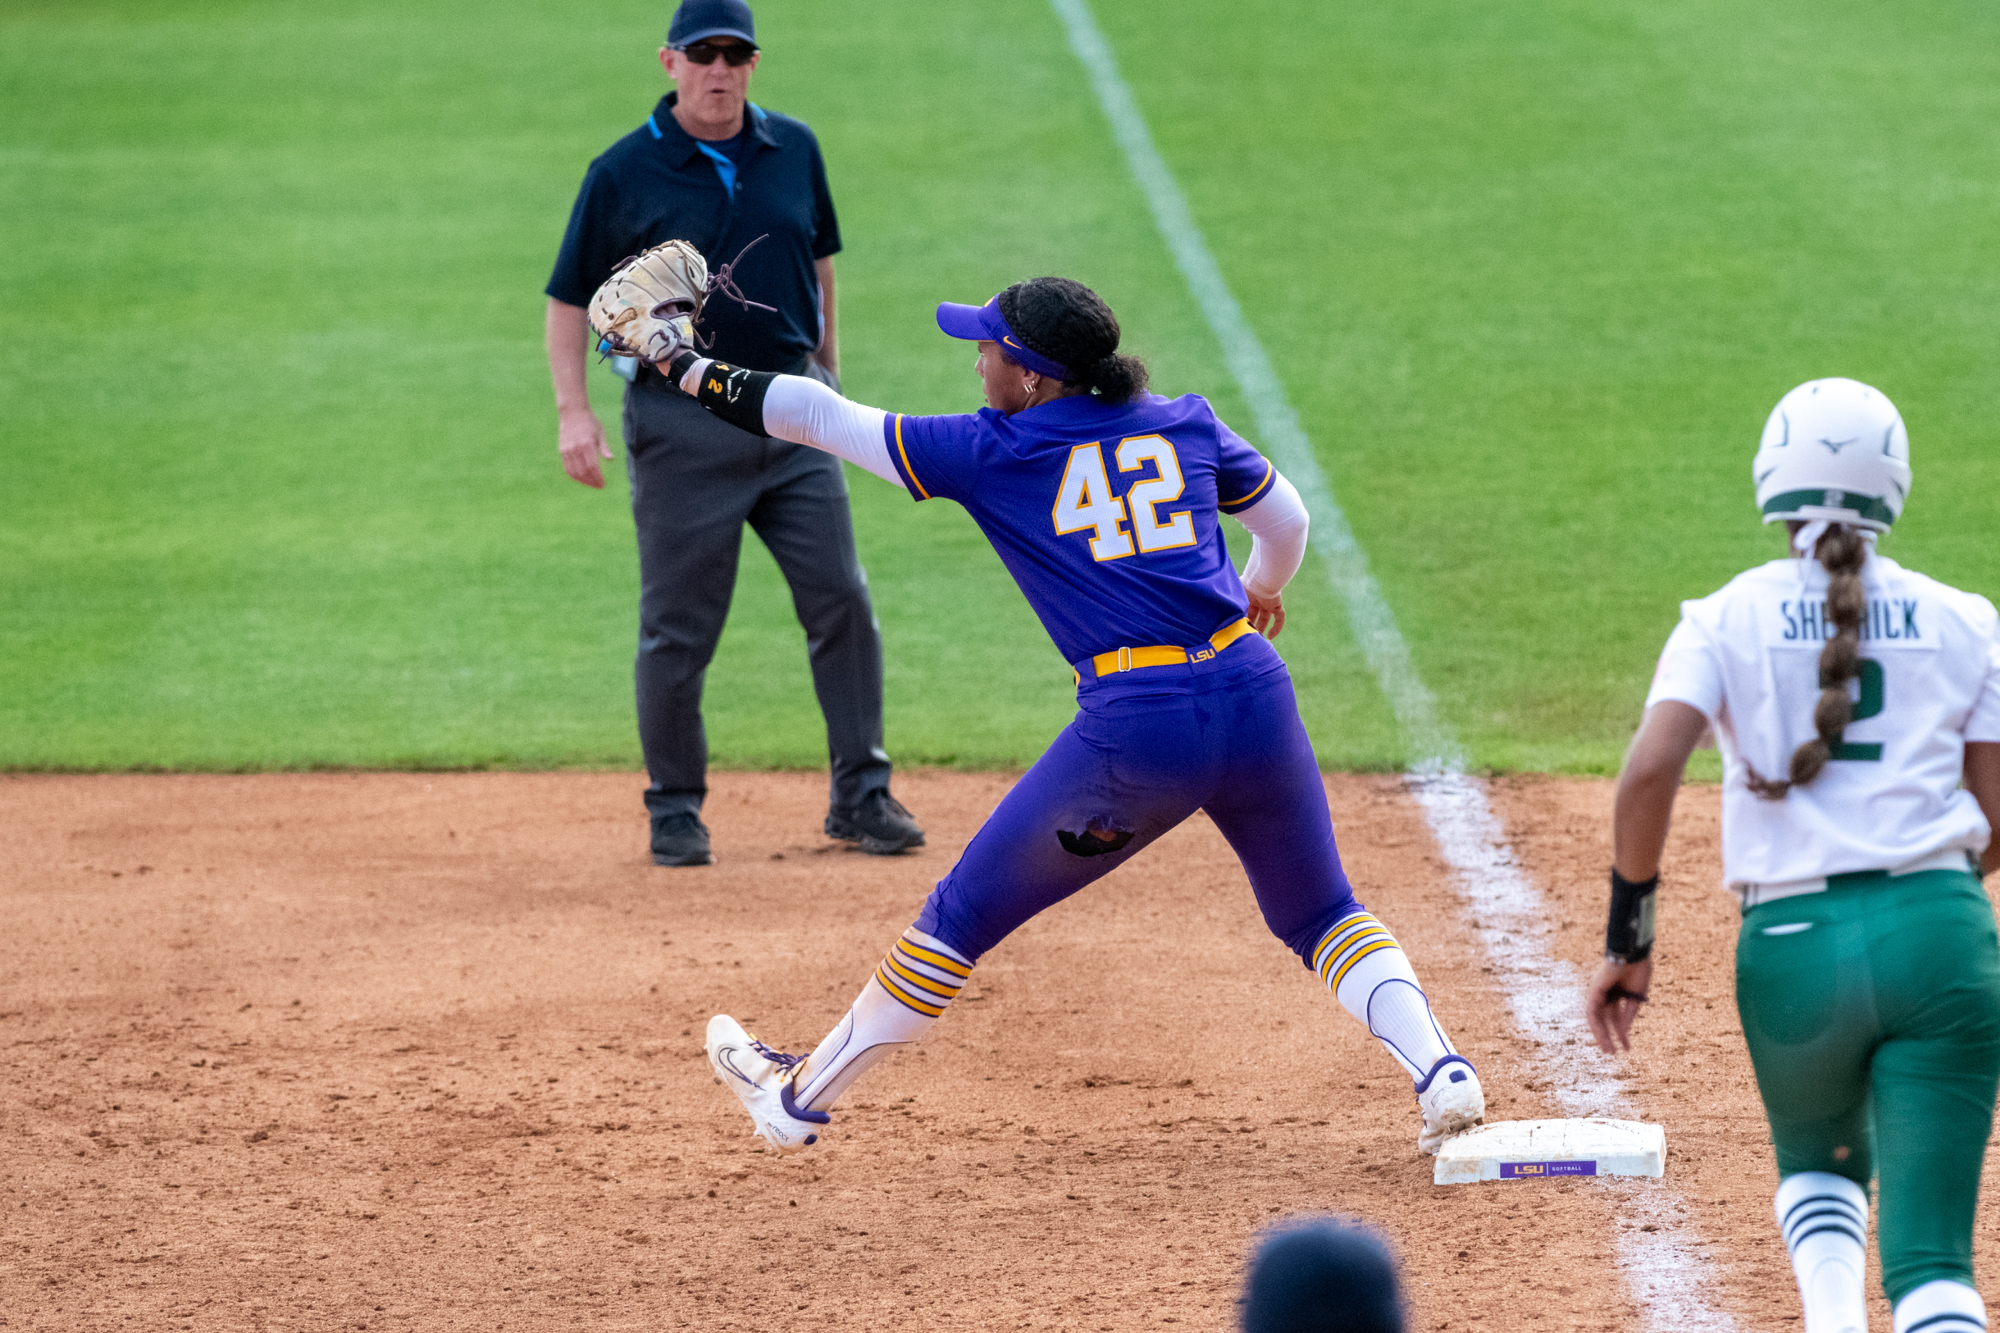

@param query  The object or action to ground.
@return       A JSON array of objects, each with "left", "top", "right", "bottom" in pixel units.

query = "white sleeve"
[
  {"left": 1233, "top": 472, "right": 1309, "bottom": 600},
  {"left": 1967, "top": 609, "right": 2000, "bottom": 743},
  {"left": 1645, "top": 615, "right": 1725, "bottom": 720},
  {"left": 678, "top": 357, "right": 906, "bottom": 490}
]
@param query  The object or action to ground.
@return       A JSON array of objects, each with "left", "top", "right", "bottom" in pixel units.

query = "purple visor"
[{"left": 935, "top": 297, "right": 1071, "bottom": 381}]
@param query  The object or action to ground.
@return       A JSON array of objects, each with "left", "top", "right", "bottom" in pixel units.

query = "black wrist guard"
[
  {"left": 692, "top": 359, "right": 775, "bottom": 438},
  {"left": 1605, "top": 868, "right": 1658, "bottom": 963}
]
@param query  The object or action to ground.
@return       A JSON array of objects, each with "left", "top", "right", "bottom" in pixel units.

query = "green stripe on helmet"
[{"left": 1760, "top": 487, "right": 1896, "bottom": 526}]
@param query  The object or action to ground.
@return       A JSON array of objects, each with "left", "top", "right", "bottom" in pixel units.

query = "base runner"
[
  {"left": 1586, "top": 378, "right": 2000, "bottom": 1333},
  {"left": 596, "top": 262, "right": 1488, "bottom": 1156}
]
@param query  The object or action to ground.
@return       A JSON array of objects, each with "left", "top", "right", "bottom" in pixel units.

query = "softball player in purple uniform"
[{"left": 659, "top": 276, "right": 1484, "bottom": 1156}]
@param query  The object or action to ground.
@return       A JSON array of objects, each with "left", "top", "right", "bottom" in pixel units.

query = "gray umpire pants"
[{"left": 622, "top": 371, "right": 892, "bottom": 824}]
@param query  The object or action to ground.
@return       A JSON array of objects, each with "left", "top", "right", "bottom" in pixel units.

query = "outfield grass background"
[{"left": 3, "top": 0, "right": 1995, "bottom": 775}]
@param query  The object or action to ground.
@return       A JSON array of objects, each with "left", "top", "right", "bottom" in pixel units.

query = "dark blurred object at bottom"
[{"left": 1242, "top": 1218, "right": 1406, "bottom": 1333}]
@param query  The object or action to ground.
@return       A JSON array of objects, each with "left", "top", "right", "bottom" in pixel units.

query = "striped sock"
[
  {"left": 1776, "top": 1172, "right": 1869, "bottom": 1333},
  {"left": 1313, "top": 911, "right": 1456, "bottom": 1081},
  {"left": 791, "top": 927, "right": 973, "bottom": 1114},
  {"left": 1894, "top": 1280, "right": 1987, "bottom": 1333}
]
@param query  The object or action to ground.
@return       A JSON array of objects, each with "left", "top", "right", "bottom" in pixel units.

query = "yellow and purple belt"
[{"left": 1072, "top": 618, "right": 1258, "bottom": 684}]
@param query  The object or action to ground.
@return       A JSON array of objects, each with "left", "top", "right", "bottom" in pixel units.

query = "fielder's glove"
[{"left": 588, "top": 239, "right": 708, "bottom": 364}]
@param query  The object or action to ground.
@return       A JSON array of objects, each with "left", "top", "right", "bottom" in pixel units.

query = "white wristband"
[{"left": 677, "top": 356, "right": 715, "bottom": 397}]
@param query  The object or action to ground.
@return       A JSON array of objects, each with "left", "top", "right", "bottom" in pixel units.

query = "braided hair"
[
  {"left": 995, "top": 277, "right": 1149, "bottom": 404},
  {"left": 1744, "top": 523, "right": 1870, "bottom": 799}
]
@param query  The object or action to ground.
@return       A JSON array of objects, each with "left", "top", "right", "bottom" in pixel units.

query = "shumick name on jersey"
[{"left": 1648, "top": 552, "right": 2000, "bottom": 889}]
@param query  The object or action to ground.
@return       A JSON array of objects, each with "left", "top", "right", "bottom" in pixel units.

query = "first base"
[{"left": 1433, "top": 1118, "right": 1665, "bottom": 1185}]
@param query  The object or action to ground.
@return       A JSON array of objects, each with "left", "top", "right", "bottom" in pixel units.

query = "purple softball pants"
[{"left": 913, "top": 634, "right": 1362, "bottom": 966}]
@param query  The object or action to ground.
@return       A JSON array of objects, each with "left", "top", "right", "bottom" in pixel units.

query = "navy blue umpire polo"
[{"left": 547, "top": 91, "right": 840, "bottom": 373}]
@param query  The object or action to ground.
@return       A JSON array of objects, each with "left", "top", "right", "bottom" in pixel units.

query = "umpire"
[{"left": 543, "top": 0, "right": 922, "bottom": 866}]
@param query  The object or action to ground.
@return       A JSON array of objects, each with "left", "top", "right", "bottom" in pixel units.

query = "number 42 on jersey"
[{"left": 1052, "top": 436, "right": 1196, "bottom": 561}]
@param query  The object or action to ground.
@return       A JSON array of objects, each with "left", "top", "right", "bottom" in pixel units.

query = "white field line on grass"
[
  {"left": 1045, "top": 0, "right": 1459, "bottom": 776},
  {"left": 1049, "top": 2, "right": 1735, "bottom": 1326}
]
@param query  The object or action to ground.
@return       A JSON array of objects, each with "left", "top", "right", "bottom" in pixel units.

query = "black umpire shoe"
[
  {"left": 651, "top": 812, "right": 714, "bottom": 867},
  {"left": 825, "top": 790, "right": 926, "bottom": 856}
]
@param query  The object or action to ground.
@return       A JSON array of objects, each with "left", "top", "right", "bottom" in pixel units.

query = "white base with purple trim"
[{"left": 1433, "top": 1118, "right": 1665, "bottom": 1185}]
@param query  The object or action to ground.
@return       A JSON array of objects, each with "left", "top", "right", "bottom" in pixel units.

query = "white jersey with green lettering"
[{"left": 1647, "top": 551, "right": 2000, "bottom": 888}]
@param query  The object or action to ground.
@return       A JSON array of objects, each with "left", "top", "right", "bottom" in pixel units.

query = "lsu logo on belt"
[{"left": 1191, "top": 647, "right": 1216, "bottom": 662}]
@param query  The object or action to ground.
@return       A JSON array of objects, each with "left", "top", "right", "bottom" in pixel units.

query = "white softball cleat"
[
  {"left": 705, "top": 1014, "right": 830, "bottom": 1154},
  {"left": 1415, "top": 1054, "right": 1485, "bottom": 1155}
]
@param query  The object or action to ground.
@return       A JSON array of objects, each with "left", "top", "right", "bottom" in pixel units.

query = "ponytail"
[
  {"left": 1076, "top": 352, "right": 1149, "bottom": 404},
  {"left": 1744, "top": 524, "right": 1869, "bottom": 800}
]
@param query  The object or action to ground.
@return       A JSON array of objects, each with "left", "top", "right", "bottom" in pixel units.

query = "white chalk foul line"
[
  {"left": 1409, "top": 776, "right": 1737, "bottom": 1331},
  {"left": 1049, "top": 2, "right": 1735, "bottom": 1326}
]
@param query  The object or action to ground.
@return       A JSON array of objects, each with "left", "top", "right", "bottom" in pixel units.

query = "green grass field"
[{"left": 4, "top": 0, "right": 1997, "bottom": 775}]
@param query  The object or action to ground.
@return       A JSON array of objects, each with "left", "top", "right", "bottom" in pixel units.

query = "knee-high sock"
[
  {"left": 791, "top": 927, "right": 972, "bottom": 1114},
  {"left": 1777, "top": 1172, "right": 1869, "bottom": 1333},
  {"left": 1313, "top": 912, "right": 1456, "bottom": 1081},
  {"left": 1893, "top": 1280, "right": 1987, "bottom": 1333}
]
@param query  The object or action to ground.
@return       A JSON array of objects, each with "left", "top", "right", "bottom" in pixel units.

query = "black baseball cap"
[{"left": 668, "top": 0, "right": 755, "bottom": 48}]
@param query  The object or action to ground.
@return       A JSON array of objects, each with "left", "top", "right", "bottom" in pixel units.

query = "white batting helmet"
[{"left": 1753, "top": 378, "right": 1911, "bottom": 532}]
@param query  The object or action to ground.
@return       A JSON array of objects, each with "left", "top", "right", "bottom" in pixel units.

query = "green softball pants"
[{"left": 1736, "top": 868, "right": 2000, "bottom": 1303}]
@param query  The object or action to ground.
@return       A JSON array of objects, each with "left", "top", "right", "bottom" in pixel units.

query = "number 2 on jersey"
[
  {"left": 1051, "top": 436, "right": 1195, "bottom": 562},
  {"left": 1832, "top": 658, "right": 1885, "bottom": 762}
]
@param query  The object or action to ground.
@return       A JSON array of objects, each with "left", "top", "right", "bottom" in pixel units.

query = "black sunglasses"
[{"left": 680, "top": 41, "right": 757, "bottom": 66}]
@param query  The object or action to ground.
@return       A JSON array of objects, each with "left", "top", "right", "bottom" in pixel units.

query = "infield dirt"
[{"left": 6, "top": 771, "right": 2000, "bottom": 1331}]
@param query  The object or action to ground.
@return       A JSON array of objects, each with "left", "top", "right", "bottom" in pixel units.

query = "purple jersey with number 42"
[{"left": 882, "top": 392, "right": 1277, "bottom": 664}]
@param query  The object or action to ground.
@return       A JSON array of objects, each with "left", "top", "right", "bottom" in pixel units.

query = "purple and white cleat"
[
  {"left": 705, "top": 1014, "right": 830, "bottom": 1154},
  {"left": 1415, "top": 1054, "right": 1485, "bottom": 1155}
]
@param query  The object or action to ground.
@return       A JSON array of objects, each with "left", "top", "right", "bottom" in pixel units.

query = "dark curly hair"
[{"left": 994, "top": 277, "right": 1150, "bottom": 404}]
